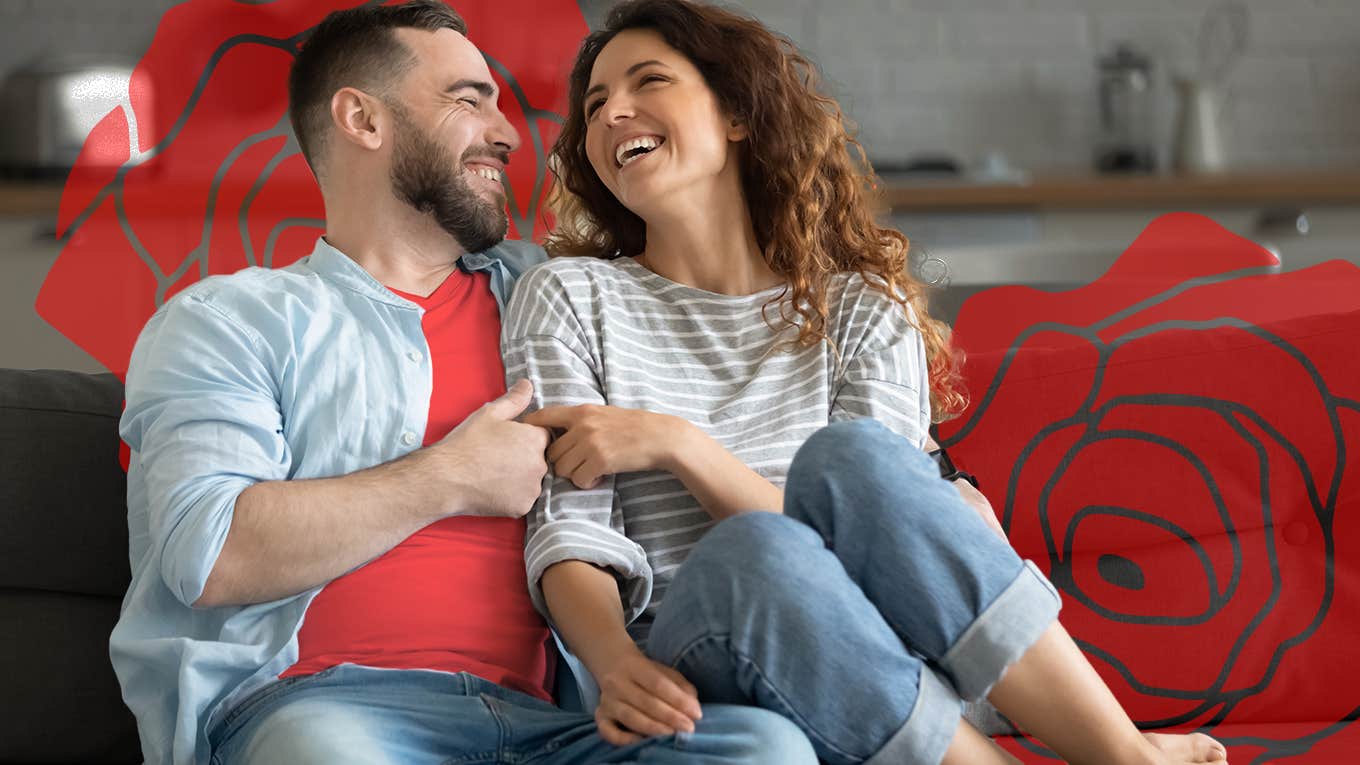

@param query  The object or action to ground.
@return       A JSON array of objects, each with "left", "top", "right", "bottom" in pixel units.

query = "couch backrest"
[{"left": 0, "top": 368, "right": 140, "bottom": 763}]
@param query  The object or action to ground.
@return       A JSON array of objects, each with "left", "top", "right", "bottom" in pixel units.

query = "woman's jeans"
[
  {"left": 646, "top": 419, "right": 1062, "bottom": 765},
  {"left": 209, "top": 664, "right": 815, "bottom": 764}
]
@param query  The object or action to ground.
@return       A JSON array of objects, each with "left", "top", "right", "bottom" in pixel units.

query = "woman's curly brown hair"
[{"left": 546, "top": 0, "right": 966, "bottom": 420}]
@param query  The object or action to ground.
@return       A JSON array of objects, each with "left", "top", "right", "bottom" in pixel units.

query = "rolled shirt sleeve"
[
  {"left": 502, "top": 265, "right": 653, "bottom": 625},
  {"left": 120, "top": 294, "right": 292, "bottom": 608},
  {"left": 829, "top": 279, "right": 933, "bottom": 448}
]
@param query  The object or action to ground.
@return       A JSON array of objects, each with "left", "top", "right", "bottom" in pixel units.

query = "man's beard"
[{"left": 389, "top": 106, "right": 508, "bottom": 254}]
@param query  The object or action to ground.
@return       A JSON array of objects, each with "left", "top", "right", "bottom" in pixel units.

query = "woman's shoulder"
[
  {"left": 516, "top": 255, "right": 633, "bottom": 296},
  {"left": 507, "top": 256, "right": 641, "bottom": 334},
  {"left": 828, "top": 271, "right": 916, "bottom": 323}
]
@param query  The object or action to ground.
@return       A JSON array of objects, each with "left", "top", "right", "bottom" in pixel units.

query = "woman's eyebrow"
[{"left": 584, "top": 60, "right": 670, "bottom": 100}]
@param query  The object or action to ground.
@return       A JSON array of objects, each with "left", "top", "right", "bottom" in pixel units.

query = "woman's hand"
[
  {"left": 593, "top": 648, "right": 703, "bottom": 746},
  {"left": 951, "top": 476, "right": 1008, "bottom": 541},
  {"left": 523, "top": 405, "right": 690, "bottom": 489}
]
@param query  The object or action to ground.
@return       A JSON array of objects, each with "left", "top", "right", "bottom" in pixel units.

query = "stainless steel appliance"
[
  {"left": 1095, "top": 44, "right": 1157, "bottom": 174},
  {"left": 0, "top": 56, "right": 150, "bottom": 177}
]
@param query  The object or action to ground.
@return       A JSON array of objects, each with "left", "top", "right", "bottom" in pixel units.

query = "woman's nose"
[{"left": 601, "top": 96, "right": 634, "bottom": 126}]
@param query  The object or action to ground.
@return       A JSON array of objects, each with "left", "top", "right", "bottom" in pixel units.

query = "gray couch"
[{"left": 1, "top": 368, "right": 139, "bottom": 764}]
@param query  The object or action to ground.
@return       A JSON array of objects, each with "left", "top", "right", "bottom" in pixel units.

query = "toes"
[{"left": 1195, "top": 733, "right": 1228, "bottom": 763}]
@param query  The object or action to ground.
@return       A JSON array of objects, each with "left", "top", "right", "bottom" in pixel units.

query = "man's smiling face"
[{"left": 386, "top": 27, "right": 522, "bottom": 253}]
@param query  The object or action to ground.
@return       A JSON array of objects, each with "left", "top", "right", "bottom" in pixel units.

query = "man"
[{"left": 110, "top": 3, "right": 814, "bottom": 763}]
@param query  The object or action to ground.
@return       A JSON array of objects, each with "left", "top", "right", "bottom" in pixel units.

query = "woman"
[{"left": 501, "top": 2, "right": 1230, "bottom": 763}]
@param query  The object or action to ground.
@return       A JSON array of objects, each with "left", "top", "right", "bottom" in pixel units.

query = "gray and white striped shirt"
[{"left": 501, "top": 255, "right": 931, "bottom": 644}]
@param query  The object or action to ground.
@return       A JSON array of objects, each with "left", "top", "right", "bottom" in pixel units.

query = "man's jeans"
[
  {"left": 646, "top": 419, "right": 1062, "bottom": 765},
  {"left": 208, "top": 664, "right": 814, "bottom": 764}
]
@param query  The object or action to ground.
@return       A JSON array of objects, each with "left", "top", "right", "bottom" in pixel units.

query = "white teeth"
[
  {"left": 615, "top": 135, "right": 664, "bottom": 167},
  {"left": 470, "top": 166, "right": 501, "bottom": 182}
]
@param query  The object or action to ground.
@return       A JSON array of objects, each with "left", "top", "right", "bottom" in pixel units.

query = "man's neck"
[{"left": 323, "top": 190, "right": 467, "bottom": 298}]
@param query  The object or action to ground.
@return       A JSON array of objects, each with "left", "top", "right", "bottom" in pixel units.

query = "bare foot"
[{"left": 1143, "top": 732, "right": 1228, "bottom": 763}]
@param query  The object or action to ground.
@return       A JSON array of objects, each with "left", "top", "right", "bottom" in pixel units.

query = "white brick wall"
[
  {"left": 709, "top": 0, "right": 1360, "bottom": 173},
  {"left": 1, "top": 0, "right": 1355, "bottom": 174}
]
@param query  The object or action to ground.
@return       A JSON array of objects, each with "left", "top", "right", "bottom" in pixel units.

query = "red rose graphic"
[
  {"left": 37, "top": 0, "right": 587, "bottom": 377},
  {"left": 938, "top": 214, "right": 1360, "bottom": 763}
]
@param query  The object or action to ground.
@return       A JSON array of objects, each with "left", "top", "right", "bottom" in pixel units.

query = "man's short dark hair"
[{"left": 288, "top": 0, "right": 467, "bottom": 177}]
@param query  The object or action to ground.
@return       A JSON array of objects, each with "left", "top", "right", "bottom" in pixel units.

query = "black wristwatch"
[{"left": 928, "top": 447, "right": 979, "bottom": 489}]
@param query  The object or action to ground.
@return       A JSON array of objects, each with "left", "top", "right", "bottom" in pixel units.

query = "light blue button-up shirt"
[{"left": 111, "top": 237, "right": 546, "bottom": 765}]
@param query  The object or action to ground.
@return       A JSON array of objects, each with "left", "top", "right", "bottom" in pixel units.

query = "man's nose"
[{"left": 488, "top": 110, "right": 520, "bottom": 154}]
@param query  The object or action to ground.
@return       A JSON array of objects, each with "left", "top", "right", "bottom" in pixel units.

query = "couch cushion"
[
  {"left": 0, "top": 369, "right": 138, "bottom": 764},
  {"left": 943, "top": 303, "right": 1360, "bottom": 761},
  {"left": 0, "top": 368, "right": 129, "bottom": 597},
  {"left": 0, "top": 590, "right": 140, "bottom": 764}
]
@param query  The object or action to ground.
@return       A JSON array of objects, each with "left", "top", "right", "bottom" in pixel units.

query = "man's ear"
[{"left": 330, "top": 87, "right": 385, "bottom": 152}]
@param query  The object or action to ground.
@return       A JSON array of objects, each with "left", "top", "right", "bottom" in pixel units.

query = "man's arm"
[
  {"left": 197, "top": 380, "right": 547, "bottom": 607},
  {"left": 124, "top": 294, "right": 547, "bottom": 610}
]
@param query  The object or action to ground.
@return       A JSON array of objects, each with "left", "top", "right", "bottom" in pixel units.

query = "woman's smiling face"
[{"left": 582, "top": 28, "right": 745, "bottom": 217}]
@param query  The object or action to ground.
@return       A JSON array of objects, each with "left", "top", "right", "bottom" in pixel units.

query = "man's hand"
[
  {"left": 523, "top": 405, "right": 688, "bottom": 489},
  {"left": 420, "top": 379, "right": 551, "bottom": 518},
  {"left": 594, "top": 648, "right": 703, "bottom": 746}
]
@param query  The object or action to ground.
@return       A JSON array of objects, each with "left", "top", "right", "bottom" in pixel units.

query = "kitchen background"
[{"left": 1, "top": 0, "right": 1358, "bottom": 371}]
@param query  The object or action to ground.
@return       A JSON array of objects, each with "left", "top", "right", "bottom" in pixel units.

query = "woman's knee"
[{"left": 785, "top": 419, "right": 940, "bottom": 527}]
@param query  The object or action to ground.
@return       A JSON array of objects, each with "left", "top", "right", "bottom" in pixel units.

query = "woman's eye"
[
  {"left": 640, "top": 74, "right": 666, "bottom": 85},
  {"left": 586, "top": 99, "right": 604, "bottom": 118}
]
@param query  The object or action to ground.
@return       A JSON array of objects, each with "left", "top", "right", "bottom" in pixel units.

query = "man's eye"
[{"left": 459, "top": 97, "right": 479, "bottom": 107}]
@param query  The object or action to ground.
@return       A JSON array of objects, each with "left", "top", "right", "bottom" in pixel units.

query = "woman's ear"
[
  {"left": 727, "top": 117, "right": 749, "bottom": 142},
  {"left": 330, "top": 87, "right": 385, "bottom": 152}
]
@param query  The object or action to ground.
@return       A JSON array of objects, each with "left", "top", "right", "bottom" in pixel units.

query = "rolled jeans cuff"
[
  {"left": 864, "top": 664, "right": 960, "bottom": 765},
  {"left": 940, "top": 559, "right": 1062, "bottom": 701}
]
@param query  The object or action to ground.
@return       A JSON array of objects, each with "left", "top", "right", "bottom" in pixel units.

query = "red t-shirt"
[{"left": 281, "top": 267, "right": 553, "bottom": 701}]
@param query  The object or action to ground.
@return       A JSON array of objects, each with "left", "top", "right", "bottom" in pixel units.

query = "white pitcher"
[{"left": 1174, "top": 77, "right": 1227, "bottom": 174}]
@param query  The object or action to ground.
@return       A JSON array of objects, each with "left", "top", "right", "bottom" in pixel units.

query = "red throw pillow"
[{"left": 936, "top": 215, "right": 1360, "bottom": 762}]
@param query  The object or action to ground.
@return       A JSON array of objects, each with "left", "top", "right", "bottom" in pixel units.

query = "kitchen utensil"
[
  {"left": 1196, "top": 1, "right": 1249, "bottom": 86},
  {"left": 1095, "top": 43, "right": 1157, "bottom": 173}
]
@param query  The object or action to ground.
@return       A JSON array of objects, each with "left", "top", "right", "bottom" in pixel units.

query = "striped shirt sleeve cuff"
[{"left": 525, "top": 518, "right": 654, "bottom": 627}]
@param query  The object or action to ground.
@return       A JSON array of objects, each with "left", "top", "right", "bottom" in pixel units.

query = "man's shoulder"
[
  {"left": 177, "top": 264, "right": 319, "bottom": 307},
  {"left": 152, "top": 265, "right": 325, "bottom": 343},
  {"left": 480, "top": 239, "right": 548, "bottom": 277}
]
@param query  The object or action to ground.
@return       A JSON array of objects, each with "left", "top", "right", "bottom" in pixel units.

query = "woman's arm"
[
  {"left": 523, "top": 405, "right": 783, "bottom": 520},
  {"left": 541, "top": 560, "right": 703, "bottom": 746},
  {"left": 666, "top": 421, "right": 783, "bottom": 520},
  {"left": 923, "top": 432, "right": 1007, "bottom": 540}
]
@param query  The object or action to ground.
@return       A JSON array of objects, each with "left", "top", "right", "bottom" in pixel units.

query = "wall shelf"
[
  {"left": 3, "top": 171, "right": 1359, "bottom": 219},
  {"left": 879, "top": 171, "right": 1360, "bottom": 212}
]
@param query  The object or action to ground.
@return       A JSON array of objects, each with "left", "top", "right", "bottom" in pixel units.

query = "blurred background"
[{"left": 1, "top": 0, "right": 1357, "bottom": 371}]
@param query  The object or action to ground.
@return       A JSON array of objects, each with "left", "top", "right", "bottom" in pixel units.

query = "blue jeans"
[
  {"left": 208, "top": 664, "right": 814, "bottom": 764},
  {"left": 645, "top": 419, "right": 1062, "bottom": 765}
]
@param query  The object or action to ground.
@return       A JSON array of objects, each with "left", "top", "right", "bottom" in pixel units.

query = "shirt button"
[
  {"left": 407, "top": 350, "right": 423, "bottom": 363},
  {"left": 401, "top": 431, "right": 418, "bottom": 446}
]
